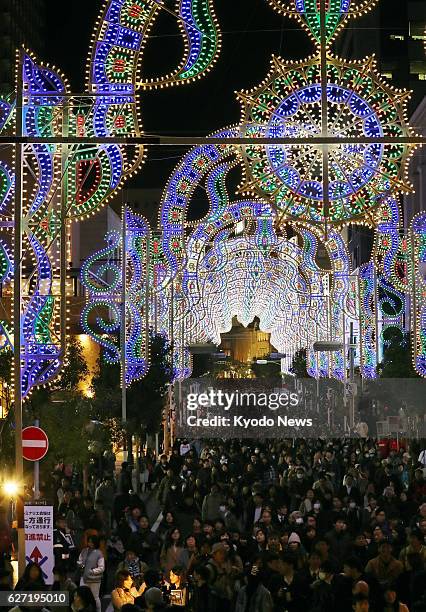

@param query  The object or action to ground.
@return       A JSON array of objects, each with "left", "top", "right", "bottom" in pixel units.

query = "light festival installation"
[
  {"left": 0, "top": 0, "right": 221, "bottom": 397},
  {"left": 82, "top": 0, "right": 426, "bottom": 383},
  {"left": 237, "top": 54, "right": 414, "bottom": 226},
  {"left": 81, "top": 209, "right": 150, "bottom": 385},
  {"left": 1, "top": 0, "right": 425, "bottom": 401}
]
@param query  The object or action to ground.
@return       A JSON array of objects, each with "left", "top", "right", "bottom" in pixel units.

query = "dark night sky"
[{"left": 42, "top": 0, "right": 383, "bottom": 189}]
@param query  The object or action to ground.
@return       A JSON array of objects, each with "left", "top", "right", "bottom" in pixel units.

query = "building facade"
[{"left": 0, "top": 0, "right": 46, "bottom": 94}]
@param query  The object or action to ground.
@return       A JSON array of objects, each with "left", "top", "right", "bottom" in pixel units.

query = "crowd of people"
[{"left": 1, "top": 438, "right": 426, "bottom": 612}]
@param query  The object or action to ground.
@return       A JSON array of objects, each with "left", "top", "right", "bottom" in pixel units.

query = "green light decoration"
[
  {"left": 267, "top": 0, "right": 379, "bottom": 45},
  {"left": 237, "top": 54, "right": 415, "bottom": 226}
]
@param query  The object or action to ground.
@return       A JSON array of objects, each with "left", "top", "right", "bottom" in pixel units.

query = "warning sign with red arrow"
[{"left": 24, "top": 506, "right": 54, "bottom": 584}]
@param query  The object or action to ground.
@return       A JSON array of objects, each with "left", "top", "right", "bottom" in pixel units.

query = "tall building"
[
  {"left": 0, "top": 0, "right": 47, "bottom": 94},
  {"left": 404, "top": 96, "right": 426, "bottom": 228},
  {"left": 338, "top": 0, "right": 426, "bottom": 112}
]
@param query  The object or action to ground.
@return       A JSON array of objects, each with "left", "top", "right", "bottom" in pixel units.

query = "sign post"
[
  {"left": 24, "top": 504, "right": 54, "bottom": 584},
  {"left": 22, "top": 426, "right": 49, "bottom": 462},
  {"left": 22, "top": 426, "right": 49, "bottom": 501}
]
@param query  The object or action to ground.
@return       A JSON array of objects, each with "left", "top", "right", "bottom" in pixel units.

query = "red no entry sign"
[{"left": 22, "top": 426, "right": 49, "bottom": 462}]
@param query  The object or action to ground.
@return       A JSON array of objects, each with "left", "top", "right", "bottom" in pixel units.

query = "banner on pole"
[{"left": 24, "top": 505, "right": 54, "bottom": 584}]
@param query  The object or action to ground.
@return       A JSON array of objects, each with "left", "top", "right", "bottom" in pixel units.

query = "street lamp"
[{"left": 3, "top": 480, "right": 19, "bottom": 497}]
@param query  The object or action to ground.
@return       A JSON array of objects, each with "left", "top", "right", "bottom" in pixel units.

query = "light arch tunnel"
[
  {"left": 1, "top": 0, "right": 425, "bottom": 399},
  {"left": 80, "top": 140, "right": 426, "bottom": 385}
]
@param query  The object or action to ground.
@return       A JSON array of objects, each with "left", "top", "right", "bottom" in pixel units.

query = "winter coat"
[
  {"left": 77, "top": 547, "right": 105, "bottom": 583},
  {"left": 201, "top": 492, "right": 222, "bottom": 521},
  {"left": 235, "top": 583, "right": 273, "bottom": 612}
]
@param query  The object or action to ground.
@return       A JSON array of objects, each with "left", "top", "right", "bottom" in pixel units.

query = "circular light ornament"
[{"left": 237, "top": 54, "right": 415, "bottom": 227}]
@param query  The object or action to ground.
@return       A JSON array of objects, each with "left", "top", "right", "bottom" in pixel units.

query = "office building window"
[
  {"left": 409, "top": 22, "right": 426, "bottom": 40},
  {"left": 410, "top": 60, "right": 426, "bottom": 80}
]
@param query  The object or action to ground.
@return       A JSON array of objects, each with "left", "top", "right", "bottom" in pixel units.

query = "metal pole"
[
  {"left": 373, "top": 265, "right": 380, "bottom": 371},
  {"left": 34, "top": 419, "right": 40, "bottom": 501},
  {"left": 14, "top": 49, "right": 25, "bottom": 578},
  {"left": 411, "top": 229, "right": 418, "bottom": 373},
  {"left": 0, "top": 135, "right": 423, "bottom": 145},
  {"left": 320, "top": 0, "right": 330, "bottom": 238},
  {"left": 145, "top": 232, "right": 150, "bottom": 343},
  {"left": 121, "top": 206, "right": 127, "bottom": 458},
  {"left": 60, "top": 96, "right": 69, "bottom": 385},
  {"left": 349, "top": 321, "right": 355, "bottom": 429}
]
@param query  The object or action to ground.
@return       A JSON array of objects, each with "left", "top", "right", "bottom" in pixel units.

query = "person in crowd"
[
  {"left": 204, "top": 542, "right": 236, "bottom": 612},
  {"left": 235, "top": 559, "right": 273, "bottom": 612},
  {"left": 0, "top": 508, "right": 11, "bottom": 564},
  {"left": 310, "top": 560, "right": 339, "bottom": 612},
  {"left": 116, "top": 548, "right": 148, "bottom": 588},
  {"left": 94, "top": 477, "right": 115, "bottom": 527},
  {"left": 399, "top": 529, "right": 426, "bottom": 570},
  {"left": 153, "top": 455, "right": 169, "bottom": 484},
  {"left": 15, "top": 562, "right": 46, "bottom": 591},
  {"left": 201, "top": 484, "right": 222, "bottom": 522},
  {"left": 144, "top": 587, "right": 167, "bottom": 612},
  {"left": 325, "top": 516, "right": 352, "bottom": 567},
  {"left": 72, "top": 586, "right": 97, "bottom": 612},
  {"left": 365, "top": 540, "right": 403, "bottom": 586},
  {"left": 77, "top": 535, "right": 105, "bottom": 612},
  {"left": 163, "top": 565, "right": 188, "bottom": 609},
  {"left": 127, "top": 516, "right": 158, "bottom": 567},
  {"left": 157, "top": 511, "right": 177, "bottom": 543},
  {"left": 381, "top": 584, "right": 410, "bottom": 612},
  {"left": 191, "top": 564, "right": 211, "bottom": 612},
  {"left": 265, "top": 552, "right": 307, "bottom": 611},
  {"left": 352, "top": 593, "right": 370, "bottom": 612},
  {"left": 179, "top": 534, "right": 199, "bottom": 572},
  {"left": 159, "top": 528, "right": 184, "bottom": 580},
  {"left": 53, "top": 513, "right": 77, "bottom": 571},
  {"left": 51, "top": 565, "right": 77, "bottom": 610},
  {"left": 111, "top": 570, "right": 145, "bottom": 611}
]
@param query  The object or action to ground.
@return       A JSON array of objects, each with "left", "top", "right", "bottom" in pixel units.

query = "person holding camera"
[{"left": 235, "top": 559, "right": 273, "bottom": 612}]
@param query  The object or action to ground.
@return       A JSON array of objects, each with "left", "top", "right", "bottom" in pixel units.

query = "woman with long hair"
[
  {"left": 164, "top": 565, "right": 188, "bottom": 609},
  {"left": 160, "top": 528, "right": 184, "bottom": 581},
  {"left": 14, "top": 562, "right": 45, "bottom": 591},
  {"left": 111, "top": 570, "right": 145, "bottom": 612},
  {"left": 381, "top": 585, "right": 409, "bottom": 612},
  {"left": 77, "top": 535, "right": 105, "bottom": 612},
  {"left": 248, "top": 528, "right": 268, "bottom": 559},
  {"left": 157, "top": 511, "right": 177, "bottom": 542}
]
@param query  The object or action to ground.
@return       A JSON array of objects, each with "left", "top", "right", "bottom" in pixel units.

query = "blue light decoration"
[
  {"left": 0, "top": 99, "right": 13, "bottom": 131},
  {"left": 411, "top": 213, "right": 426, "bottom": 376},
  {"left": 139, "top": 0, "right": 221, "bottom": 87},
  {"left": 2, "top": 0, "right": 425, "bottom": 393},
  {"left": 81, "top": 209, "right": 150, "bottom": 385},
  {"left": 0, "top": 0, "right": 222, "bottom": 396},
  {"left": 237, "top": 55, "right": 415, "bottom": 226},
  {"left": 13, "top": 54, "right": 66, "bottom": 397},
  {"left": 358, "top": 261, "right": 378, "bottom": 379},
  {"left": 159, "top": 127, "right": 238, "bottom": 283}
]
